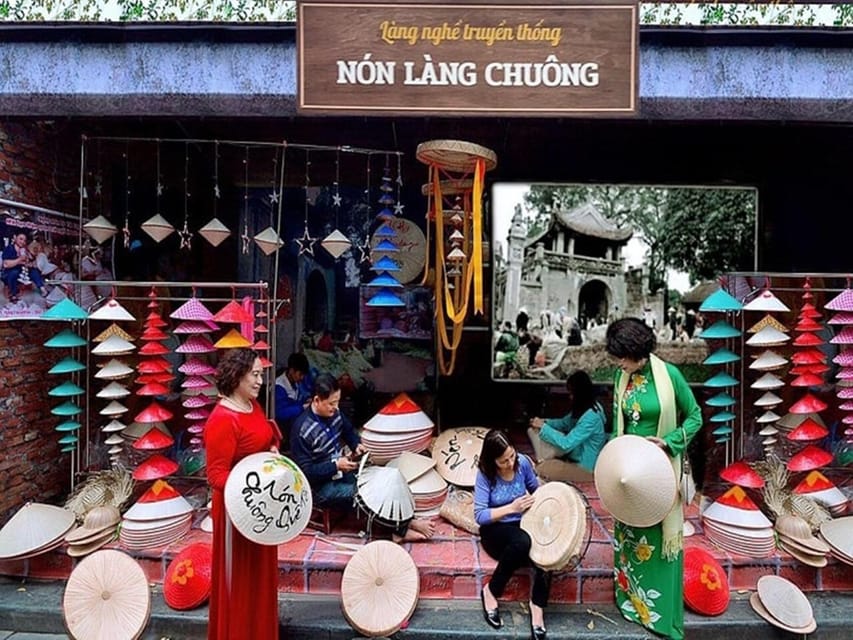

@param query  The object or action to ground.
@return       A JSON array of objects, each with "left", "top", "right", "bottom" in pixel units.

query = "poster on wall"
[
  {"left": 358, "top": 285, "right": 433, "bottom": 340},
  {"left": 490, "top": 182, "right": 759, "bottom": 383}
]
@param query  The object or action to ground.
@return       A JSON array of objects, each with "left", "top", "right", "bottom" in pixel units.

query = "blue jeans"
[
  {"left": 2, "top": 266, "right": 45, "bottom": 297},
  {"left": 313, "top": 471, "right": 357, "bottom": 509}
]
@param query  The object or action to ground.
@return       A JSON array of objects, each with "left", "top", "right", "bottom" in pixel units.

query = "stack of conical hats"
[
  {"left": 361, "top": 393, "right": 435, "bottom": 464},
  {"left": 773, "top": 514, "right": 830, "bottom": 568},
  {"left": 0, "top": 503, "right": 76, "bottom": 561},
  {"left": 702, "top": 486, "right": 774, "bottom": 557},
  {"left": 749, "top": 575, "right": 816, "bottom": 634},
  {"left": 387, "top": 451, "right": 447, "bottom": 516},
  {"left": 818, "top": 516, "right": 853, "bottom": 566},
  {"left": 826, "top": 286, "right": 853, "bottom": 446},
  {"left": 64, "top": 505, "right": 121, "bottom": 557},
  {"left": 119, "top": 480, "right": 193, "bottom": 550},
  {"left": 793, "top": 470, "right": 847, "bottom": 515}
]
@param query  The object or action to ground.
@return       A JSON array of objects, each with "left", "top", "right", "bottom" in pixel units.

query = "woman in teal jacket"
[{"left": 528, "top": 370, "right": 606, "bottom": 482}]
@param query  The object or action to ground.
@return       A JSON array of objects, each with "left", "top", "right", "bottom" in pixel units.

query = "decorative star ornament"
[
  {"left": 241, "top": 224, "right": 251, "bottom": 255},
  {"left": 179, "top": 222, "right": 193, "bottom": 250},
  {"left": 394, "top": 202, "right": 405, "bottom": 216},
  {"left": 94, "top": 178, "right": 102, "bottom": 196},
  {"left": 214, "top": 183, "right": 221, "bottom": 199},
  {"left": 156, "top": 182, "right": 164, "bottom": 196},
  {"left": 332, "top": 192, "right": 342, "bottom": 207},
  {"left": 295, "top": 226, "right": 317, "bottom": 257},
  {"left": 357, "top": 236, "right": 372, "bottom": 264},
  {"left": 396, "top": 175, "right": 404, "bottom": 187},
  {"left": 270, "top": 190, "right": 280, "bottom": 204},
  {"left": 122, "top": 220, "right": 131, "bottom": 248}
]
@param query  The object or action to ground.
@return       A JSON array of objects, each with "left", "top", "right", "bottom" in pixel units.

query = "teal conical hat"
[
  {"left": 366, "top": 289, "right": 406, "bottom": 307},
  {"left": 51, "top": 401, "right": 82, "bottom": 416},
  {"left": 48, "top": 357, "right": 86, "bottom": 375},
  {"left": 41, "top": 298, "right": 87, "bottom": 320},
  {"left": 701, "top": 321, "right": 742, "bottom": 339},
  {"left": 700, "top": 289, "right": 743, "bottom": 312},
  {"left": 707, "top": 393, "right": 736, "bottom": 407},
  {"left": 714, "top": 435, "right": 732, "bottom": 443},
  {"left": 55, "top": 421, "right": 82, "bottom": 432},
  {"left": 48, "top": 381, "right": 85, "bottom": 397},
  {"left": 43, "top": 329, "right": 87, "bottom": 348},
  {"left": 704, "top": 372, "right": 739, "bottom": 388},
  {"left": 712, "top": 425, "right": 734, "bottom": 436},
  {"left": 58, "top": 434, "right": 79, "bottom": 445},
  {"left": 371, "top": 256, "right": 401, "bottom": 272},
  {"left": 710, "top": 411, "right": 737, "bottom": 423},
  {"left": 60, "top": 444, "right": 77, "bottom": 453},
  {"left": 366, "top": 272, "right": 403, "bottom": 288},
  {"left": 703, "top": 349, "right": 741, "bottom": 365}
]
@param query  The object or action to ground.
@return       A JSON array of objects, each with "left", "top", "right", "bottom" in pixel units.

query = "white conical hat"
[
  {"left": 758, "top": 425, "right": 779, "bottom": 436},
  {"left": 96, "top": 382, "right": 131, "bottom": 399},
  {"left": 104, "top": 434, "right": 124, "bottom": 446},
  {"left": 743, "top": 289, "right": 791, "bottom": 312},
  {"left": 88, "top": 299, "right": 136, "bottom": 322},
  {"left": 746, "top": 326, "right": 790, "bottom": 346},
  {"left": 356, "top": 463, "right": 415, "bottom": 526},
  {"left": 750, "top": 373, "right": 785, "bottom": 390},
  {"left": 701, "top": 486, "right": 772, "bottom": 528},
  {"left": 521, "top": 481, "right": 588, "bottom": 571},
  {"left": 756, "top": 575, "right": 815, "bottom": 631},
  {"left": 123, "top": 480, "right": 192, "bottom": 522},
  {"left": 754, "top": 391, "right": 783, "bottom": 407},
  {"left": 101, "top": 419, "right": 127, "bottom": 433},
  {"left": 386, "top": 451, "right": 436, "bottom": 483},
  {"left": 94, "top": 359, "right": 134, "bottom": 380},
  {"left": 363, "top": 393, "right": 435, "bottom": 434},
  {"left": 756, "top": 410, "right": 781, "bottom": 424},
  {"left": 407, "top": 468, "right": 447, "bottom": 495},
  {"left": 0, "top": 503, "right": 75, "bottom": 560},
  {"left": 749, "top": 350, "right": 788, "bottom": 371},
  {"left": 91, "top": 335, "right": 136, "bottom": 356},
  {"left": 98, "top": 401, "right": 128, "bottom": 417}
]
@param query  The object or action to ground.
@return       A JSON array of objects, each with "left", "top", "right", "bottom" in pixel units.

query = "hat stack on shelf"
[
  {"left": 387, "top": 451, "right": 448, "bottom": 516},
  {"left": 119, "top": 479, "right": 193, "bottom": 550},
  {"left": 702, "top": 462, "right": 774, "bottom": 558},
  {"left": 819, "top": 516, "right": 853, "bottom": 566},
  {"left": 743, "top": 288, "right": 791, "bottom": 457},
  {"left": 366, "top": 167, "right": 406, "bottom": 308},
  {"left": 698, "top": 288, "right": 743, "bottom": 464},
  {"left": 794, "top": 470, "right": 848, "bottom": 516},
  {"left": 825, "top": 284, "right": 853, "bottom": 446},
  {"left": 773, "top": 513, "right": 831, "bottom": 567},
  {"left": 63, "top": 505, "right": 121, "bottom": 558},
  {"left": 360, "top": 393, "right": 435, "bottom": 464}
]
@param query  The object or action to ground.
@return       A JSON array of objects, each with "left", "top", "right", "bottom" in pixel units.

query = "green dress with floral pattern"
[{"left": 611, "top": 360, "right": 702, "bottom": 640}]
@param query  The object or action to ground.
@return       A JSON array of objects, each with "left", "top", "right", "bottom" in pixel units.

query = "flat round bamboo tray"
[{"left": 415, "top": 139, "right": 497, "bottom": 173}]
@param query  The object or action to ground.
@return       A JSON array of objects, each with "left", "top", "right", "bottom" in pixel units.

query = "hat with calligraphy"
[{"left": 431, "top": 426, "right": 488, "bottom": 487}]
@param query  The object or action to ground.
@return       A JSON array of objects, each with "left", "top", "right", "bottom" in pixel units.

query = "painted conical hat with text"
[
  {"left": 363, "top": 393, "right": 434, "bottom": 434},
  {"left": 431, "top": 427, "right": 487, "bottom": 487}
]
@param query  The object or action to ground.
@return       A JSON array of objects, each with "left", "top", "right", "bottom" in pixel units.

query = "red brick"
[
  {"left": 550, "top": 572, "right": 580, "bottom": 604},
  {"left": 728, "top": 564, "right": 776, "bottom": 591},
  {"left": 580, "top": 542, "right": 613, "bottom": 571},
  {"left": 581, "top": 575, "right": 615, "bottom": 603},
  {"left": 307, "top": 568, "right": 343, "bottom": 594},
  {"left": 451, "top": 574, "right": 479, "bottom": 599},
  {"left": 778, "top": 564, "right": 819, "bottom": 591},
  {"left": 278, "top": 568, "right": 306, "bottom": 593},
  {"left": 500, "top": 572, "right": 532, "bottom": 601},
  {"left": 278, "top": 532, "right": 318, "bottom": 564},
  {"left": 419, "top": 572, "right": 453, "bottom": 598},
  {"left": 819, "top": 559, "right": 853, "bottom": 590}
]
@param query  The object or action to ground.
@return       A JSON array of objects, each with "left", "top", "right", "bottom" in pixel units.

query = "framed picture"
[{"left": 491, "top": 182, "right": 759, "bottom": 383}]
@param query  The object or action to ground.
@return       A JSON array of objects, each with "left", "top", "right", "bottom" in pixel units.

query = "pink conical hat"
[
  {"left": 184, "top": 409, "right": 211, "bottom": 421},
  {"left": 789, "top": 393, "right": 827, "bottom": 414},
  {"left": 825, "top": 288, "right": 853, "bottom": 311},
  {"left": 831, "top": 326, "right": 853, "bottom": 344},
  {"left": 181, "top": 376, "right": 213, "bottom": 389},
  {"left": 176, "top": 335, "right": 217, "bottom": 354},
  {"left": 838, "top": 400, "right": 853, "bottom": 411},
  {"left": 170, "top": 298, "right": 215, "bottom": 321},
  {"left": 187, "top": 423, "right": 206, "bottom": 434},
  {"left": 828, "top": 311, "right": 853, "bottom": 325},
  {"left": 252, "top": 339, "right": 270, "bottom": 351},
  {"left": 836, "top": 367, "right": 853, "bottom": 380},
  {"left": 182, "top": 395, "right": 215, "bottom": 408},
  {"left": 254, "top": 323, "right": 268, "bottom": 334},
  {"left": 173, "top": 320, "right": 219, "bottom": 334},
  {"left": 178, "top": 358, "right": 216, "bottom": 375},
  {"left": 837, "top": 387, "right": 853, "bottom": 399}
]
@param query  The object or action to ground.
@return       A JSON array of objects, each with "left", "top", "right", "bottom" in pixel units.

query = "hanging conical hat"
[
  {"left": 386, "top": 451, "right": 436, "bottom": 483},
  {"left": 750, "top": 373, "right": 784, "bottom": 390},
  {"left": 124, "top": 480, "right": 192, "bottom": 521},
  {"left": 136, "top": 381, "right": 170, "bottom": 396},
  {"left": 699, "top": 320, "right": 741, "bottom": 339},
  {"left": 719, "top": 461, "right": 765, "bottom": 488},
  {"left": 138, "top": 341, "right": 170, "bottom": 356},
  {"left": 41, "top": 298, "right": 88, "bottom": 321},
  {"left": 710, "top": 411, "right": 737, "bottom": 423},
  {"left": 364, "top": 393, "right": 435, "bottom": 434},
  {"left": 178, "top": 358, "right": 217, "bottom": 375},
  {"left": 132, "top": 427, "right": 175, "bottom": 450},
  {"left": 787, "top": 445, "right": 833, "bottom": 472},
  {"left": 174, "top": 319, "right": 219, "bottom": 334},
  {"left": 135, "top": 401, "right": 173, "bottom": 423},
  {"left": 83, "top": 214, "right": 119, "bottom": 244},
  {"left": 830, "top": 325, "right": 853, "bottom": 344},
  {"left": 65, "top": 506, "right": 121, "bottom": 544},
  {"left": 791, "top": 349, "right": 826, "bottom": 365},
  {"left": 754, "top": 391, "right": 783, "bottom": 407},
  {"left": 431, "top": 427, "right": 488, "bottom": 487},
  {"left": 224, "top": 452, "right": 312, "bottom": 545},
  {"left": 800, "top": 303, "right": 822, "bottom": 319},
  {"left": 706, "top": 392, "right": 736, "bottom": 407},
  {"left": 743, "top": 289, "right": 790, "bottom": 312},
  {"left": 0, "top": 503, "right": 75, "bottom": 560},
  {"left": 825, "top": 288, "right": 853, "bottom": 311},
  {"left": 99, "top": 401, "right": 128, "bottom": 417},
  {"left": 787, "top": 418, "right": 829, "bottom": 441},
  {"left": 104, "top": 434, "right": 124, "bottom": 446},
  {"left": 94, "top": 359, "right": 134, "bottom": 380},
  {"left": 703, "top": 349, "right": 740, "bottom": 366},
  {"left": 49, "top": 381, "right": 85, "bottom": 397},
  {"left": 747, "top": 314, "right": 789, "bottom": 334},
  {"left": 702, "top": 486, "right": 771, "bottom": 528},
  {"left": 755, "top": 575, "right": 815, "bottom": 632},
  {"left": 163, "top": 542, "right": 213, "bottom": 610},
  {"left": 828, "top": 311, "right": 853, "bottom": 325},
  {"left": 795, "top": 317, "right": 823, "bottom": 333},
  {"left": 92, "top": 324, "right": 135, "bottom": 344},
  {"left": 683, "top": 547, "right": 729, "bottom": 616},
  {"left": 746, "top": 326, "right": 790, "bottom": 347},
  {"left": 131, "top": 454, "right": 179, "bottom": 481},
  {"left": 182, "top": 394, "right": 215, "bottom": 408},
  {"left": 140, "top": 326, "right": 169, "bottom": 341},
  {"left": 521, "top": 481, "right": 587, "bottom": 571},
  {"left": 793, "top": 331, "right": 824, "bottom": 347},
  {"left": 180, "top": 375, "right": 212, "bottom": 390},
  {"left": 755, "top": 410, "right": 780, "bottom": 424},
  {"left": 758, "top": 425, "right": 779, "bottom": 437},
  {"left": 101, "top": 419, "right": 127, "bottom": 433},
  {"left": 145, "top": 310, "right": 168, "bottom": 327},
  {"left": 140, "top": 213, "right": 175, "bottom": 242},
  {"left": 89, "top": 298, "right": 136, "bottom": 322},
  {"left": 340, "top": 540, "right": 419, "bottom": 638},
  {"left": 791, "top": 363, "right": 830, "bottom": 376},
  {"left": 176, "top": 335, "right": 217, "bottom": 354},
  {"left": 184, "top": 408, "right": 211, "bottom": 421},
  {"left": 212, "top": 300, "right": 253, "bottom": 324},
  {"left": 62, "top": 549, "right": 151, "bottom": 640},
  {"left": 748, "top": 350, "right": 787, "bottom": 371},
  {"left": 49, "top": 357, "right": 86, "bottom": 375},
  {"left": 789, "top": 393, "right": 827, "bottom": 414},
  {"left": 171, "top": 297, "right": 215, "bottom": 321},
  {"left": 356, "top": 463, "right": 415, "bottom": 527},
  {"left": 44, "top": 329, "right": 88, "bottom": 348},
  {"left": 214, "top": 328, "right": 252, "bottom": 349},
  {"left": 253, "top": 226, "right": 285, "bottom": 255},
  {"left": 96, "top": 382, "right": 131, "bottom": 399},
  {"left": 91, "top": 335, "right": 136, "bottom": 356},
  {"left": 703, "top": 372, "right": 739, "bottom": 388},
  {"left": 57, "top": 420, "right": 83, "bottom": 432},
  {"left": 594, "top": 435, "right": 677, "bottom": 528},
  {"left": 137, "top": 358, "right": 171, "bottom": 374},
  {"left": 136, "top": 371, "right": 175, "bottom": 385},
  {"left": 699, "top": 289, "right": 742, "bottom": 312},
  {"left": 52, "top": 401, "right": 82, "bottom": 416}
]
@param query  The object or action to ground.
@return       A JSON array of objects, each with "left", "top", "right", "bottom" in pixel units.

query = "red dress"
[{"left": 205, "top": 401, "right": 280, "bottom": 640}]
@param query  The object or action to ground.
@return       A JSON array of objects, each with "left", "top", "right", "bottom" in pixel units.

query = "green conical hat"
[
  {"left": 48, "top": 357, "right": 86, "bottom": 375},
  {"left": 44, "top": 329, "right": 87, "bottom": 348},
  {"left": 41, "top": 298, "right": 87, "bottom": 320},
  {"left": 700, "top": 289, "right": 743, "bottom": 312},
  {"left": 703, "top": 348, "right": 740, "bottom": 365},
  {"left": 48, "top": 381, "right": 85, "bottom": 397}
]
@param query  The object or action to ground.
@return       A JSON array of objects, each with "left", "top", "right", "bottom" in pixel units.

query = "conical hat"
[
  {"left": 747, "top": 314, "right": 789, "bottom": 334},
  {"left": 775, "top": 513, "right": 831, "bottom": 553},
  {"left": 65, "top": 506, "right": 121, "bottom": 544},
  {"left": 0, "top": 503, "right": 75, "bottom": 560},
  {"left": 104, "top": 434, "right": 124, "bottom": 446},
  {"left": 364, "top": 393, "right": 435, "bottom": 434},
  {"left": 825, "top": 288, "right": 853, "bottom": 311},
  {"left": 701, "top": 486, "right": 771, "bottom": 528},
  {"left": 431, "top": 427, "right": 487, "bottom": 487},
  {"left": 706, "top": 392, "right": 736, "bottom": 407},
  {"left": 341, "top": 540, "right": 419, "bottom": 638},
  {"left": 746, "top": 326, "right": 790, "bottom": 346},
  {"left": 44, "top": 329, "right": 88, "bottom": 348},
  {"left": 756, "top": 575, "right": 815, "bottom": 631},
  {"left": 356, "top": 464, "right": 415, "bottom": 526},
  {"left": 66, "top": 528, "right": 116, "bottom": 557},
  {"left": 137, "top": 358, "right": 171, "bottom": 374},
  {"left": 101, "top": 419, "right": 127, "bottom": 433},
  {"left": 791, "top": 363, "right": 829, "bottom": 376},
  {"left": 94, "top": 359, "right": 134, "bottom": 380},
  {"left": 719, "top": 461, "right": 765, "bottom": 488},
  {"left": 699, "top": 320, "right": 741, "bottom": 339},
  {"left": 828, "top": 311, "right": 853, "bottom": 325},
  {"left": 224, "top": 453, "right": 312, "bottom": 545},
  {"left": 753, "top": 391, "right": 783, "bottom": 407},
  {"left": 57, "top": 420, "right": 83, "bottom": 432},
  {"left": 135, "top": 401, "right": 174, "bottom": 423},
  {"left": 795, "top": 317, "right": 823, "bottom": 333},
  {"left": 176, "top": 335, "right": 217, "bottom": 354},
  {"left": 793, "top": 331, "right": 824, "bottom": 347},
  {"left": 91, "top": 335, "right": 136, "bottom": 356},
  {"left": 88, "top": 298, "right": 136, "bottom": 321},
  {"left": 800, "top": 303, "right": 822, "bottom": 320},
  {"left": 139, "top": 341, "right": 170, "bottom": 356},
  {"left": 163, "top": 542, "right": 213, "bottom": 610},
  {"left": 743, "top": 289, "right": 790, "bottom": 312},
  {"left": 62, "top": 549, "right": 151, "bottom": 640},
  {"left": 703, "top": 349, "right": 740, "bottom": 366},
  {"left": 174, "top": 320, "right": 219, "bottom": 334},
  {"left": 170, "top": 297, "right": 215, "bottom": 321},
  {"left": 593, "top": 435, "right": 677, "bottom": 528},
  {"left": 96, "top": 382, "right": 131, "bottom": 399},
  {"left": 793, "top": 471, "right": 847, "bottom": 510},
  {"left": 789, "top": 393, "right": 827, "bottom": 414},
  {"left": 819, "top": 517, "right": 853, "bottom": 558},
  {"left": 41, "top": 297, "right": 87, "bottom": 320},
  {"left": 124, "top": 480, "right": 192, "bottom": 521},
  {"left": 710, "top": 411, "right": 736, "bottom": 423},
  {"left": 178, "top": 358, "right": 217, "bottom": 375},
  {"left": 755, "top": 410, "right": 780, "bottom": 424},
  {"left": 212, "top": 300, "right": 253, "bottom": 324},
  {"left": 49, "top": 357, "right": 86, "bottom": 375},
  {"left": 92, "top": 323, "right": 135, "bottom": 344},
  {"left": 787, "top": 418, "right": 829, "bottom": 441},
  {"left": 787, "top": 445, "right": 833, "bottom": 472},
  {"left": 49, "top": 381, "right": 85, "bottom": 397},
  {"left": 830, "top": 325, "right": 853, "bottom": 345},
  {"left": 407, "top": 468, "right": 447, "bottom": 495},
  {"left": 98, "top": 401, "right": 128, "bottom": 417},
  {"left": 791, "top": 349, "right": 825, "bottom": 365},
  {"left": 386, "top": 451, "right": 436, "bottom": 483},
  {"left": 132, "top": 427, "right": 175, "bottom": 450},
  {"left": 749, "top": 373, "right": 784, "bottom": 390},
  {"left": 748, "top": 350, "right": 787, "bottom": 371},
  {"left": 521, "top": 481, "right": 587, "bottom": 571},
  {"left": 52, "top": 401, "right": 82, "bottom": 416},
  {"left": 749, "top": 592, "right": 816, "bottom": 635},
  {"left": 180, "top": 375, "right": 212, "bottom": 389},
  {"left": 777, "top": 538, "right": 828, "bottom": 568},
  {"left": 683, "top": 547, "right": 729, "bottom": 616},
  {"left": 699, "top": 289, "right": 742, "bottom": 312},
  {"left": 145, "top": 311, "right": 168, "bottom": 327},
  {"left": 131, "top": 454, "right": 179, "bottom": 481},
  {"left": 140, "top": 327, "right": 169, "bottom": 341},
  {"left": 136, "top": 381, "right": 170, "bottom": 396},
  {"left": 214, "top": 328, "right": 252, "bottom": 349},
  {"left": 703, "top": 372, "right": 739, "bottom": 388}
]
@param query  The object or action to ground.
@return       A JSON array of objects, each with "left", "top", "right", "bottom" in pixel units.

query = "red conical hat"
[
  {"left": 254, "top": 323, "right": 268, "bottom": 333},
  {"left": 363, "top": 393, "right": 434, "bottom": 433},
  {"left": 787, "top": 418, "right": 829, "bottom": 441},
  {"left": 789, "top": 393, "right": 828, "bottom": 414},
  {"left": 139, "top": 341, "right": 170, "bottom": 356},
  {"left": 719, "top": 461, "right": 765, "bottom": 488},
  {"left": 787, "top": 445, "right": 833, "bottom": 472},
  {"left": 794, "top": 317, "right": 823, "bottom": 333},
  {"left": 124, "top": 480, "right": 191, "bottom": 520},
  {"left": 702, "top": 486, "right": 771, "bottom": 528},
  {"left": 791, "top": 349, "right": 826, "bottom": 365},
  {"left": 136, "top": 382, "right": 170, "bottom": 397},
  {"left": 793, "top": 332, "right": 823, "bottom": 347},
  {"left": 259, "top": 355, "right": 273, "bottom": 369},
  {"left": 794, "top": 470, "right": 834, "bottom": 493},
  {"left": 170, "top": 297, "right": 215, "bottom": 321},
  {"left": 683, "top": 547, "right": 730, "bottom": 616},
  {"left": 145, "top": 311, "right": 168, "bottom": 327},
  {"left": 252, "top": 339, "right": 270, "bottom": 351},
  {"left": 716, "top": 485, "right": 760, "bottom": 510},
  {"left": 135, "top": 401, "right": 174, "bottom": 423},
  {"left": 137, "top": 358, "right": 172, "bottom": 373},
  {"left": 164, "top": 542, "right": 212, "bottom": 610},
  {"left": 141, "top": 327, "right": 169, "bottom": 341},
  {"left": 799, "top": 303, "right": 822, "bottom": 319},
  {"left": 790, "top": 373, "right": 824, "bottom": 387},
  {"left": 132, "top": 454, "right": 179, "bottom": 481},
  {"left": 212, "top": 300, "right": 253, "bottom": 324},
  {"left": 132, "top": 427, "right": 175, "bottom": 450},
  {"left": 136, "top": 372, "right": 175, "bottom": 385},
  {"left": 790, "top": 363, "right": 830, "bottom": 376}
]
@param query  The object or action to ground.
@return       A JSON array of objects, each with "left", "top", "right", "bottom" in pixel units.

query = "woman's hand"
[
  {"left": 512, "top": 493, "right": 536, "bottom": 514},
  {"left": 646, "top": 436, "right": 669, "bottom": 452},
  {"left": 529, "top": 417, "right": 544, "bottom": 429}
]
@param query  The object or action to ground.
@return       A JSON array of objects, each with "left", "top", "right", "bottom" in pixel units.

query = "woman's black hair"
[
  {"left": 478, "top": 429, "right": 517, "bottom": 485},
  {"left": 567, "top": 370, "right": 598, "bottom": 419},
  {"left": 605, "top": 317, "right": 656, "bottom": 361}
]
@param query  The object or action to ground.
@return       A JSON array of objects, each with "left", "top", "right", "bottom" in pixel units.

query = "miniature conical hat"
[
  {"left": 386, "top": 451, "right": 436, "bottom": 483},
  {"left": 793, "top": 331, "right": 824, "bottom": 347},
  {"left": 94, "top": 359, "right": 134, "bottom": 380},
  {"left": 749, "top": 592, "right": 816, "bottom": 635},
  {"left": 163, "top": 542, "right": 213, "bottom": 610},
  {"left": 96, "top": 382, "right": 131, "bottom": 399},
  {"left": 170, "top": 297, "right": 215, "bottom": 321},
  {"left": 88, "top": 298, "right": 136, "bottom": 321},
  {"left": 743, "top": 289, "right": 790, "bottom": 312},
  {"left": 176, "top": 335, "right": 217, "bottom": 353},
  {"left": 91, "top": 335, "right": 136, "bottom": 356},
  {"left": 92, "top": 324, "right": 135, "bottom": 344},
  {"left": 65, "top": 506, "right": 121, "bottom": 544},
  {"left": 178, "top": 358, "right": 217, "bottom": 375},
  {"left": 431, "top": 427, "right": 487, "bottom": 487},
  {"left": 699, "top": 320, "right": 741, "bottom": 339},
  {"left": 136, "top": 381, "right": 170, "bottom": 396},
  {"left": 52, "top": 401, "right": 82, "bottom": 416},
  {"left": 521, "top": 481, "right": 587, "bottom": 571},
  {"left": 702, "top": 486, "right": 771, "bottom": 528},
  {"left": 132, "top": 427, "right": 175, "bottom": 450},
  {"left": 758, "top": 425, "right": 779, "bottom": 437},
  {"left": 214, "top": 328, "right": 252, "bottom": 349},
  {"left": 212, "top": 300, "right": 253, "bottom": 324},
  {"left": 703, "top": 349, "right": 740, "bottom": 366},
  {"left": 364, "top": 393, "right": 435, "bottom": 434},
  {"left": 132, "top": 454, "right": 179, "bottom": 481},
  {"left": 42, "top": 298, "right": 88, "bottom": 321},
  {"left": 754, "top": 391, "right": 783, "bottom": 407},
  {"left": 49, "top": 357, "right": 86, "bottom": 375},
  {"left": 750, "top": 373, "right": 784, "bottom": 390},
  {"left": 140, "top": 326, "right": 169, "bottom": 341},
  {"left": 749, "top": 350, "right": 787, "bottom": 371},
  {"left": 795, "top": 317, "right": 823, "bottom": 333},
  {"left": 706, "top": 392, "right": 736, "bottom": 407},
  {"left": 341, "top": 540, "right": 419, "bottom": 637},
  {"left": 683, "top": 547, "right": 730, "bottom": 616},
  {"left": 138, "top": 358, "right": 171, "bottom": 374},
  {"left": 139, "top": 341, "right": 170, "bottom": 356},
  {"left": 44, "top": 329, "right": 88, "bottom": 348},
  {"left": 99, "top": 401, "right": 128, "bottom": 417},
  {"left": 62, "top": 549, "right": 151, "bottom": 640},
  {"left": 136, "top": 371, "right": 175, "bottom": 385},
  {"left": 356, "top": 464, "right": 415, "bottom": 526},
  {"left": 135, "top": 401, "right": 173, "bottom": 423},
  {"left": 0, "top": 503, "right": 75, "bottom": 560},
  {"left": 792, "top": 363, "right": 830, "bottom": 376},
  {"left": 756, "top": 575, "right": 815, "bottom": 630},
  {"left": 777, "top": 411, "right": 825, "bottom": 430},
  {"left": 124, "top": 480, "right": 192, "bottom": 521},
  {"left": 49, "top": 381, "right": 85, "bottom": 397},
  {"left": 825, "top": 289, "right": 853, "bottom": 311},
  {"left": 174, "top": 319, "right": 218, "bottom": 334},
  {"left": 101, "top": 419, "right": 127, "bottom": 433},
  {"left": 710, "top": 411, "right": 736, "bottom": 423},
  {"left": 755, "top": 410, "right": 780, "bottom": 424},
  {"left": 224, "top": 452, "right": 312, "bottom": 545},
  {"left": 703, "top": 372, "right": 739, "bottom": 388},
  {"left": 719, "top": 461, "right": 764, "bottom": 488},
  {"left": 180, "top": 376, "right": 212, "bottom": 390},
  {"left": 746, "top": 326, "right": 790, "bottom": 346},
  {"left": 747, "top": 314, "right": 789, "bottom": 334},
  {"left": 699, "top": 289, "right": 742, "bottom": 312},
  {"left": 830, "top": 326, "right": 853, "bottom": 344},
  {"left": 104, "top": 434, "right": 124, "bottom": 445},
  {"left": 792, "top": 472, "right": 847, "bottom": 510},
  {"left": 594, "top": 435, "right": 677, "bottom": 528},
  {"left": 787, "top": 418, "right": 829, "bottom": 441},
  {"left": 792, "top": 349, "right": 825, "bottom": 365},
  {"left": 789, "top": 393, "right": 827, "bottom": 414}
]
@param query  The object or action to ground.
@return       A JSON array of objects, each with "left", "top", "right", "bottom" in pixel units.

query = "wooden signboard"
[{"left": 297, "top": 0, "right": 638, "bottom": 116}]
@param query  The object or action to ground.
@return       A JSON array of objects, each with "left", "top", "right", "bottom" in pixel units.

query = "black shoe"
[
  {"left": 480, "top": 587, "right": 502, "bottom": 629},
  {"left": 530, "top": 619, "right": 547, "bottom": 640}
]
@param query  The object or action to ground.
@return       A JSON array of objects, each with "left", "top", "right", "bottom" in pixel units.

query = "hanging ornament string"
[
  {"left": 295, "top": 149, "right": 316, "bottom": 256},
  {"left": 122, "top": 142, "right": 131, "bottom": 248},
  {"left": 179, "top": 142, "right": 193, "bottom": 250},
  {"left": 241, "top": 146, "right": 251, "bottom": 254},
  {"left": 270, "top": 147, "right": 280, "bottom": 207},
  {"left": 214, "top": 140, "right": 221, "bottom": 200},
  {"left": 357, "top": 153, "right": 372, "bottom": 264},
  {"left": 332, "top": 147, "right": 342, "bottom": 208},
  {"left": 394, "top": 152, "right": 404, "bottom": 216}
]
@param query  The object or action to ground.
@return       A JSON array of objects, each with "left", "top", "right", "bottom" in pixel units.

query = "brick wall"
[{"left": 1, "top": 121, "right": 80, "bottom": 523}]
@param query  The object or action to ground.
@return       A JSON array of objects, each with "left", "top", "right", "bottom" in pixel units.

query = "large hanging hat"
[
  {"left": 703, "top": 372, "right": 739, "bottom": 388},
  {"left": 520, "top": 481, "right": 588, "bottom": 571},
  {"left": 62, "top": 549, "right": 151, "bottom": 640},
  {"left": 0, "top": 503, "right": 75, "bottom": 560},
  {"left": 356, "top": 460, "right": 415, "bottom": 528},
  {"left": 593, "top": 435, "right": 677, "bottom": 527},
  {"left": 41, "top": 298, "right": 88, "bottom": 321},
  {"left": 163, "top": 542, "right": 213, "bottom": 611},
  {"left": 431, "top": 426, "right": 487, "bottom": 487},
  {"left": 683, "top": 547, "right": 729, "bottom": 616},
  {"left": 789, "top": 393, "right": 828, "bottom": 414},
  {"left": 703, "top": 349, "right": 740, "bottom": 366},
  {"left": 224, "top": 452, "right": 312, "bottom": 545},
  {"left": 174, "top": 319, "right": 219, "bottom": 334},
  {"left": 340, "top": 540, "right": 419, "bottom": 638},
  {"left": 752, "top": 575, "right": 816, "bottom": 633},
  {"left": 178, "top": 358, "right": 217, "bottom": 375},
  {"left": 753, "top": 391, "right": 783, "bottom": 407},
  {"left": 787, "top": 418, "right": 829, "bottom": 441},
  {"left": 49, "top": 381, "right": 85, "bottom": 397}
]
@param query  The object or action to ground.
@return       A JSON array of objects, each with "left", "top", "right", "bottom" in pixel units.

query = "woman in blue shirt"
[
  {"left": 528, "top": 370, "right": 606, "bottom": 482},
  {"left": 474, "top": 429, "right": 549, "bottom": 640}
]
